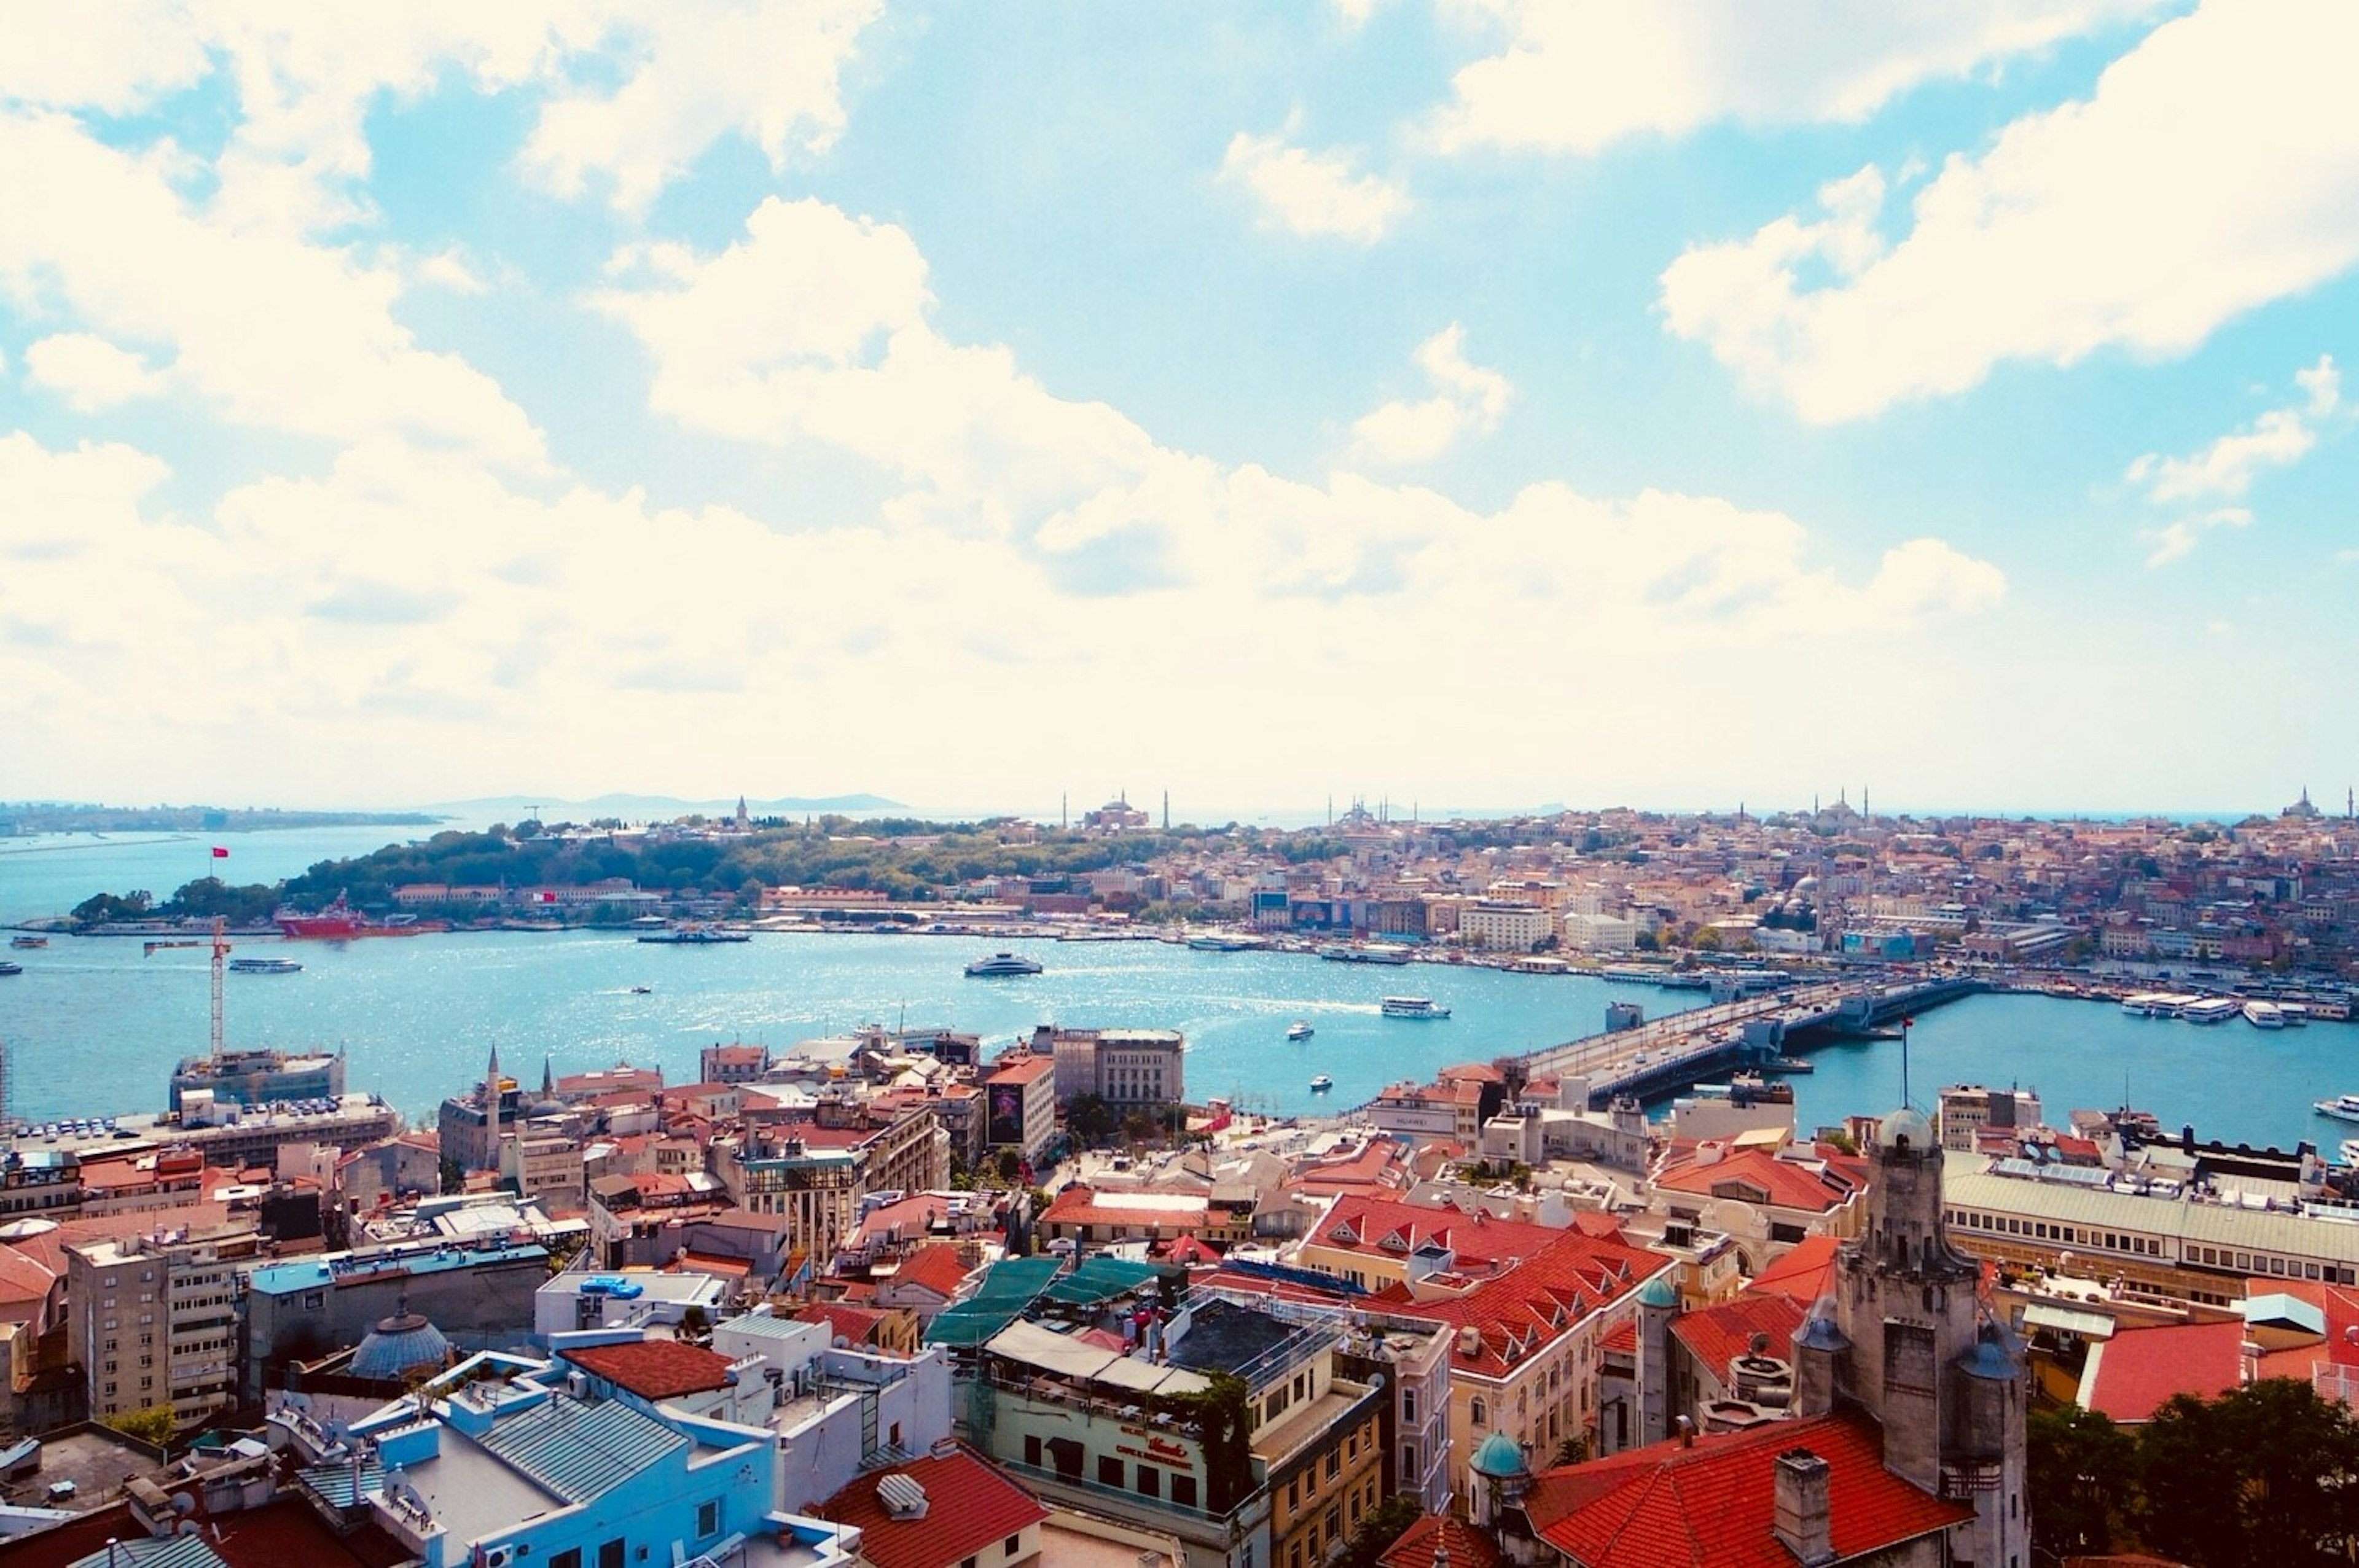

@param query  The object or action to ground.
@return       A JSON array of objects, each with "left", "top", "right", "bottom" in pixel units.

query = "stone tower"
[
  {"left": 1633, "top": 1272, "right": 1677, "bottom": 1448},
  {"left": 1806, "top": 1107, "right": 2028, "bottom": 1568}
]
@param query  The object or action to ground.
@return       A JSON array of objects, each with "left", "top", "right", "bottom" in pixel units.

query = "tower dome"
[
  {"left": 1635, "top": 1274, "right": 1679, "bottom": 1310},
  {"left": 1469, "top": 1430, "right": 1530, "bottom": 1480},
  {"left": 1877, "top": 1107, "right": 1934, "bottom": 1150},
  {"left": 350, "top": 1304, "right": 451, "bottom": 1383}
]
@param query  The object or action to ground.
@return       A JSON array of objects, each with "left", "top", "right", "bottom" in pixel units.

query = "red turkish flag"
[{"left": 211, "top": 846, "right": 229, "bottom": 859}]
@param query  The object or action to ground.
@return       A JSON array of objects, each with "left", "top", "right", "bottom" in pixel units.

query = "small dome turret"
[
  {"left": 1470, "top": 1430, "right": 1530, "bottom": 1480},
  {"left": 1877, "top": 1107, "right": 1934, "bottom": 1150}
]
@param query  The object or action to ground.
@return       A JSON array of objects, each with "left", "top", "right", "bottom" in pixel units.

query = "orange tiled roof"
[
  {"left": 1525, "top": 1408, "right": 1970, "bottom": 1567},
  {"left": 560, "top": 1339, "right": 738, "bottom": 1401},
  {"left": 816, "top": 1445, "right": 1046, "bottom": 1568}
]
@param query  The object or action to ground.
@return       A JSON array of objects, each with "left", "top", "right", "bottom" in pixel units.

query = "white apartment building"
[
  {"left": 1562, "top": 911, "right": 1639, "bottom": 953},
  {"left": 1460, "top": 901, "right": 1554, "bottom": 952}
]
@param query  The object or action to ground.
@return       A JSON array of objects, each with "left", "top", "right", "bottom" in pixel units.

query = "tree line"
[{"left": 2030, "top": 1379, "right": 2359, "bottom": 1567}]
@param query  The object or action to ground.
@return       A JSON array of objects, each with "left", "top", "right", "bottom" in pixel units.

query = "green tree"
[
  {"left": 102, "top": 1405, "right": 177, "bottom": 1447},
  {"left": 1065, "top": 1093, "right": 1116, "bottom": 1146},
  {"left": 1552, "top": 1435, "right": 1589, "bottom": 1467},
  {"left": 2027, "top": 1404, "right": 2134, "bottom": 1560},
  {"left": 2138, "top": 1378, "right": 2359, "bottom": 1567},
  {"left": 1335, "top": 1494, "right": 1423, "bottom": 1568}
]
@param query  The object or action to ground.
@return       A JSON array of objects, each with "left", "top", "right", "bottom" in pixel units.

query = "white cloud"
[
  {"left": 0, "top": 111, "right": 544, "bottom": 464},
  {"left": 590, "top": 193, "right": 2005, "bottom": 646},
  {"left": 2123, "top": 356, "right": 2343, "bottom": 564},
  {"left": 1350, "top": 324, "right": 1512, "bottom": 464},
  {"left": 2140, "top": 507, "right": 2250, "bottom": 568},
  {"left": 0, "top": 6, "right": 885, "bottom": 230},
  {"left": 2126, "top": 354, "right": 2341, "bottom": 505},
  {"left": 1220, "top": 129, "right": 1412, "bottom": 244},
  {"left": 414, "top": 248, "right": 492, "bottom": 295},
  {"left": 518, "top": 1, "right": 882, "bottom": 214},
  {"left": 1658, "top": 1, "right": 2359, "bottom": 422},
  {"left": 1426, "top": 0, "right": 2163, "bottom": 156},
  {"left": 22, "top": 333, "right": 169, "bottom": 412}
]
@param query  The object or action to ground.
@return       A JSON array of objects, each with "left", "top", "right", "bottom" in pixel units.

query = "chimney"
[
  {"left": 1772, "top": 1449, "right": 1834, "bottom": 1567},
  {"left": 1674, "top": 1414, "right": 1694, "bottom": 1448}
]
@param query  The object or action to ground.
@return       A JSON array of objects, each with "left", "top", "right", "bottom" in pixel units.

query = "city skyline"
[{"left": 4, "top": 3, "right": 2357, "bottom": 813}]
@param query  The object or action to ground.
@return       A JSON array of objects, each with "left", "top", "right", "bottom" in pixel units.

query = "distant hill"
[{"left": 429, "top": 792, "right": 907, "bottom": 822}]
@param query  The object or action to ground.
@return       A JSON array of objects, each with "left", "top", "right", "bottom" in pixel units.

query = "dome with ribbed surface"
[
  {"left": 1469, "top": 1430, "right": 1530, "bottom": 1479},
  {"left": 350, "top": 1309, "right": 450, "bottom": 1382},
  {"left": 1635, "top": 1274, "right": 1679, "bottom": 1309}
]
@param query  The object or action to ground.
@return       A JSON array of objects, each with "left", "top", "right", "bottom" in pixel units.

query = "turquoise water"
[{"left": 2, "top": 830, "right": 2354, "bottom": 1148}]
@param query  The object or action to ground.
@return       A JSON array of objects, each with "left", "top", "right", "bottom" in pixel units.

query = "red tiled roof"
[
  {"left": 1309, "top": 1193, "right": 1567, "bottom": 1270},
  {"left": 1524, "top": 1408, "right": 1971, "bottom": 1567},
  {"left": 0, "top": 1246, "right": 57, "bottom": 1315},
  {"left": 1743, "top": 1236, "right": 1841, "bottom": 1306},
  {"left": 815, "top": 1444, "right": 1047, "bottom": 1568},
  {"left": 798, "top": 1301, "right": 891, "bottom": 1347},
  {"left": 1379, "top": 1515, "right": 1504, "bottom": 1568},
  {"left": 1600, "top": 1319, "right": 1638, "bottom": 1354},
  {"left": 985, "top": 1054, "right": 1057, "bottom": 1085},
  {"left": 0, "top": 1495, "right": 413, "bottom": 1568},
  {"left": 1667, "top": 1293, "right": 1807, "bottom": 1383},
  {"left": 2079, "top": 1320, "right": 2248, "bottom": 1422},
  {"left": 1653, "top": 1146, "right": 1856, "bottom": 1214},
  {"left": 561, "top": 1339, "right": 738, "bottom": 1401},
  {"left": 888, "top": 1242, "right": 974, "bottom": 1300},
  {"left": 1350, "top": 1228, "right": 1670, "bottom": 1379}
]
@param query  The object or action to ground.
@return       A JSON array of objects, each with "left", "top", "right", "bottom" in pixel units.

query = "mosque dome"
[
  {"left": 1877, "top": 1107, "right": 1934, "bottom": 1150},
  {"left": 1635, "top": 1275, "right": 1679, "bottom": 1310},
  {"left": 350, "top": 1306, "right": 451, "bottom": 1383},
  {"left": 1469, "top": 1430, "right": 1530, "bottom": 1480}
]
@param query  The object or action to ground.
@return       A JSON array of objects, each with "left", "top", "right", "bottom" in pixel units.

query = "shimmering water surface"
[{"left": 2, "top": 830, "right": 2352, "bottom": 1147}]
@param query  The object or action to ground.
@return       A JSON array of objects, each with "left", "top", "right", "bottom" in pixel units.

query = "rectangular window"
[
  {"left": 1006, "top": 1535, "right": 1022, "bottom": 1556},
  {"left": 598, "top": 1541, "right": 624, "bottom": 1568},
  {"left": 1173, "top": 1473, "right": 1197, "bottom": 1508},
  {"left": 550, "top": 1552, "right": 582, "bottom": 1568},
  {"left": 1325, "top": 1451, "right": 1340, "bottom": 1481},
  {"left": 1100, "top": 1456, "right": 1123, "bottom": 1488},
  {"left": 1136, "top": 1464, "right": 1159, "bottom": 1499},
  {"left": 698, "top": 1499, "right": 719, "bottom": 1538},
  {"left": 1025, "top": 1435, "right": 1042, "bottom": 1467}
]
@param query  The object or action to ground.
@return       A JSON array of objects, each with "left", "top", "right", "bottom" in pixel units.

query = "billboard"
[{"left": 988, "top": 1082, "right": 1027, "bottom": 1147}]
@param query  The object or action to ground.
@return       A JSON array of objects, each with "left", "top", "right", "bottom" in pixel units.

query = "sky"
[{"left": 2, "top": 1, "right": 2356, "bottom": 821}]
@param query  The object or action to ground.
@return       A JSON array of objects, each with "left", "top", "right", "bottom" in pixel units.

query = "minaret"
[
  {"left": 735, "top": 794, "right": 749, "bottom": 830},
  {"left": 540, "top": 1053, "right": 554, "bottom": 1098},
  {"left": 485, "top": 1043, "right": 501, "bottom": 1093},
  {"left": 1162, "top": 790, "right": 1169, "bottom": 830}
]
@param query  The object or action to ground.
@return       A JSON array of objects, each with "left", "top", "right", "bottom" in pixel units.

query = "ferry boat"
[
  {"left": 2119, "top": 991, "right": 2169, "bottom": 1015},
  {"left": 1309, "top": 1074, "right": 1333, "bottom": 1092},
  {"left": 2242, "top": 1000, "right": 2287, "bottom": 1029},
  {"left": 1320, "top": 943, "right": 1412, "bottom": 965},
  {"left": 964, "top": 951, "right": 1044, "bottom": 978},
  {"left": 636, "top": 925, "right": 751, "bottom": 945},
  {"left": 228, "top": 956, "right": 302, "bottom": 975},
  {"left": 9, "top": 935, "right": 47, "bottom": 950},
  {"left": 0, "top": 961, "right": 20, "bottom": 977},
  {"left": 1380, "top": 996, "right": 1450, "bottom": 1020},
  {"left": 2180, "top": 996, "right": 2242, "bottom": 1026},
  {"left": 2317, "top": 1094, "right": 2359, "bottom": 1124},
  {"left": 1286, "top": 1021, "right": 1314, "bottom": 1042},
  {"left": 1186, "top": 933, "right": 1266, "bottom": 953}
]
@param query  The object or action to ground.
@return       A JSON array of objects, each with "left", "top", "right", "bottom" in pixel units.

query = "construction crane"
[
  {"left": 142, "top": 916, "right": 230, "bottom": 1057},
  {"left": 209, "top": 915, "right": 229, "bottom": 1059}
]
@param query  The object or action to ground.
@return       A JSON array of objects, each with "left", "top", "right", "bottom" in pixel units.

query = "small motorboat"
[
  {"left": 1309, "top": 1074, "right": 1333, "bottom": 1092},
  {"left": 629, "top": 985, "right": 653, "bottom": 994},
  {"left": 1286, "top": 1021, "right": 1314, "bottom": 1042}
]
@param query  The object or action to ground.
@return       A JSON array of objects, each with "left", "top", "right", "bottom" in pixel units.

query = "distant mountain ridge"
[{"left": 429, "top": 792, "right": 907, "bottom": 821}]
